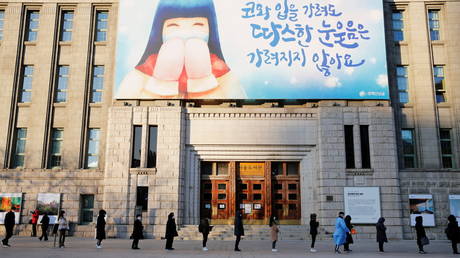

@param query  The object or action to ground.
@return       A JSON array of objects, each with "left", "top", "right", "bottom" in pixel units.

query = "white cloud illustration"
[
  {"left": 324, "top": 77, "right": 342, "bottom": 88},
  {"left": 376, "top": 74, "right": 388, "bottom": 87},
  {"left": 344, "top": 67, "right": 354, "bottom": 75}
]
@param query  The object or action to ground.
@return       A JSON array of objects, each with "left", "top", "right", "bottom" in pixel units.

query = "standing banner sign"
[
  {"left": 344, "top": 187, "right": 381, "bottom": 224},
  {"left": 37, "top": 193, "right": 61, "bottom": 224},
  {"left": 0, "top": 193, "right": 22, "bottom": 224},
  {"left": 409, "top": 194, "right": 435, "bottom": 227},
  {"left": 449, "top": 195, "right": 460, "bottom": 220}
]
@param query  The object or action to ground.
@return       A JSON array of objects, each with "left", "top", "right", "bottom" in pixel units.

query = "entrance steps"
[{"left": 177, "top": 225, "right": 307, "bottom": 241}]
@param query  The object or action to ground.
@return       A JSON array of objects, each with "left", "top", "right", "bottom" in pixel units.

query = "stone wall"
[
  {"left": 400, "top": 171, "right": 460, "bottom": 240},
  {"left": 318, "top": 105, "right": 404, "bottom": 240},
  {"left": 0, "top": 169, "right": 103, "bottom": 237}
]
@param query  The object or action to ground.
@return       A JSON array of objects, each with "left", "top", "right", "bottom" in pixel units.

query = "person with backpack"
[
  {"left": 198, "top": 217, "right": 212, "bottom": 251},
  {"left": 445, "top": 215, "right": 460, "bottom": 254}
]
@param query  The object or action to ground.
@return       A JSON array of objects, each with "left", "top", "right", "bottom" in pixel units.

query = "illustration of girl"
[{"left": 117, "top": 0, "right": 246, "bottom": 99}]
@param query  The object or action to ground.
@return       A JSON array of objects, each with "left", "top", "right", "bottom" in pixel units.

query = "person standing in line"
[
  {"left": 333, "top": 211, "right": 349, "bottom": 254},
  {"left": 445, "top": 215, "right": 460, "bottom": 254},
  {"left": 343, "top": 215, "right": 354, "bottom": 252},
  {"left": 165, "top": 212, "right": 178, "bottom": 250},
  {"left": 31, "top": 209, "right": 39, "bottom": 237},
  {"left": 415, "top": 216, "right": 428, "bottom": 254},
  {"left": 234, "top": 209, "right": 244, "bottom": 252},
  {"left": 198, "top": 217, "right": 212, "bottom": 251},
  {"left": 39, "top": 213, "right": 50, "bottom": 241},
  {"left": 269, "top": 216, "right": 279, "bottom": 252},
  {"left": 58, "top": 210, "right": 69, "bottom": 248},
  {"left": 131, "top": 215, "right": 143, "bottom": 250},
  {"left": 2, "top": 207, "right": 16, "bottom": 247},
  {"left": 96, "top": 210, "right": 106, "bottom": 248},
  {"left": 376, "top": 217, "right": 388, "bottom": 252},
  {"left": 309, "top": 213, "right": 319, "bottom": 253}
]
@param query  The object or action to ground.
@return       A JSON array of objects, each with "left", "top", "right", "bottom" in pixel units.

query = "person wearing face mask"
[
  {"left": 198, "top": 217, "right": 212, "bottom": 251},
  {"left": 269, "top": 216, "right": 279, "bottom": 252},
  {"left": 376, "top": 217, "right": 388, "bottom": 253},
  {"left": 309, "top": 213, "right": 319, "bottom": 253},
  {"left": 415, "top": 216, "right": 428, "bottom": 254},
  {"left": 234, "top": 209, "right": 244, "bottom": 252},
  {"left": 96, "top": 210, "right": 106, "bottom": 248},
  {"left": 131, "top": 215, "right": 144, "bottom": 250},
  {"left": 445, "top": 215, "right": 460, "bottom": 254},
  {"left": 165, "top": 212, "right": 178, "bottom": 250},
  {"left": 117, "top": 0, "right": 246, "bottom": 99},
  {"left": 333, "top": 212, "right": 349, "bottom": 254}
]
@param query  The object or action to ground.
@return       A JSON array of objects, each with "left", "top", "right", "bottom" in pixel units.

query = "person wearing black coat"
[
  {"left": 131, "top": 215, "right": 143, "bottom": 250},
  {"left": 165, "top": 212, "right": 178, "bottom": 250},
  {"left": 39, "top": 213, "right": 50, "bottom": 241},
  {"left": 234, "top": 210, "right": 244, "bottom": 252},
  {"left": 2, "top": 207, "right": 16, "bottom": 247},
  {"left": 343, "top": 215, "right": 354, "bottom": 252},
  {"left": 376, "top": 217, "right": 388, "bottom": 252},
  {"left": 415, "top": 216, "right": 427, "bottom": 254},
  {"left": 445, "top": 215, "right": 460, "bottom": 254},
  {"left": 96, "top": 209, "right": 106, "bottom": 248},
  {"left": 199, "top": 218, "right": 212, "bottom": 251},
  {"left": 309, "top": 213, "right": 319, "bottom": 252}
]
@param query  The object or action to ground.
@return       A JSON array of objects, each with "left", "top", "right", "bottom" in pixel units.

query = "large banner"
[
  {"left": 114, "top": 0, "right": 389, "bottom": 100},
  {"left": 37, "top": 193, "right": 61, "bottom": 224},
  {"left": 409, "top": 194, "right": 435, "bottom": 227},
  {"left": 344, "top": 187, "right": 381, "bottom": 224},
  {"left": 0, "top": 193, "right": 22, "bottom": 224}
]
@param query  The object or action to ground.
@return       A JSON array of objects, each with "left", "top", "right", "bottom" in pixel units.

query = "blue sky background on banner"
[{"left": 114, "top": 0, "right": 389, "bottom": 99}]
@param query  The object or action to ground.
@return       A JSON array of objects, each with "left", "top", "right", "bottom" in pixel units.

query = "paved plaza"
[{"left": 0, "top": 237, "right": 458, "bottom": 258}]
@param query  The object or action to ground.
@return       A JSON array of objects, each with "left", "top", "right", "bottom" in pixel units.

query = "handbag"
[{"left": 420, "top": 236, "right": 430, "bottom": 246}]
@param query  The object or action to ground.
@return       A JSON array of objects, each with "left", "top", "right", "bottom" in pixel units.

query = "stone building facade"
[{"left": 0, "top": 0, "right": 459, "bottom": 240}]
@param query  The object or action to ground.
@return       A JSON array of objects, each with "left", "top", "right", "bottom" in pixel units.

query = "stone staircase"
[{"left": 177, "top": 225, "right": 307, "bottom": 241}]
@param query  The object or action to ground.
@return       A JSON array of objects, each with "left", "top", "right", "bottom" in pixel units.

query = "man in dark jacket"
[
  {"left": 415, "top": 216, "right": 427, "bottom": 254},
  {"left": 446, "top": 215, "right": 460, "bottom": 254},
  {"left": 39, "top": 213, "right": 50, "bottom": 241},
  {"left": 376, "top": 217, "right": 388, "bottom": 252},
  {"left": 2, "top": 207, "right": 16, "bottom": 247},
  {"left": 199, "top": 218, "right": 212, "bottom": 251},
  {"left": 234, "top": 210, "right": 244, "bottom": 252},
  {"left": 165, "top": 212, "right": 178, "bottom": 250},
  {"left": 131, "top": 215, "right": 143, "bottom": 250}
]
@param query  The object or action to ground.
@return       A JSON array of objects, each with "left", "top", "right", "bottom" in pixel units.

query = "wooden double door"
[
  {"left": 236, "top": 180, "right": 265, "bottom": 220},
  {"left": 200, "top": 161, "right": 301, "bottom": 224},
  {"left": 200, "top": 180, "right": 231, "bottom": 221}
]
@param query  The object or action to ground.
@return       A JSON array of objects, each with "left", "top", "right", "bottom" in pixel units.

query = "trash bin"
[{"left": 68, "top": 222, "right": 76, "bottom": 236}]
